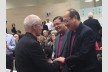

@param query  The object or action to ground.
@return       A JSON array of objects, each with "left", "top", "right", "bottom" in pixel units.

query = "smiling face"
[
  {"left": 53, "top": 18, "right": 66, "bottom": 33},
  {"left": 63, "top": 11, "right": 77, "bottom": 30}
]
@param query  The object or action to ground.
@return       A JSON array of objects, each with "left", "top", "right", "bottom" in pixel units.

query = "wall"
[
  {"left": 79, "top": 6, "right": 102, "bottom": 25},
  {"left": 6, "top": 0, "right": 80, "bottom": 34}
]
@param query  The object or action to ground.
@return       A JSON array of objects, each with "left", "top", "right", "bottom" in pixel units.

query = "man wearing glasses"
[
  {"left": 53, "top": 16, "right": 70, "bottom": 72},
  {"left": 54, "top": 8, "right": 98, "bottom": 72}
]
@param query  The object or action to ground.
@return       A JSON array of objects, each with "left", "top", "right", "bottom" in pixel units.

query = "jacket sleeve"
[{"left": 28, "top": 41, "right": 60, "bottom": 72}]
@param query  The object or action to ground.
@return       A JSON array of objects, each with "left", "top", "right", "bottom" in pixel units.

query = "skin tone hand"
[
  {"left": 53, "top": 57, "right": 65, "bottom": 63},
  {"left": 47, "top": 59, "right": 53, "bottom": 63},
  {"left": 6, "top": 44, "right": 9, "bottom": 49}
]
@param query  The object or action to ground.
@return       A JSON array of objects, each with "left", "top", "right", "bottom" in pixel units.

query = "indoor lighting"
[{"left": 85, "top": 0, "right": 99, "bottom": 2}]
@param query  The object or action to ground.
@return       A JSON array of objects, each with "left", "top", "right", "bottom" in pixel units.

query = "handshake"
[{"left": 48, "top": 57, "right": 65, "bottom": 64}]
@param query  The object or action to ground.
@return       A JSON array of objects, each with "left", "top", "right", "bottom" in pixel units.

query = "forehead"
[
  {"left": 14, "top": 34, "right": 18, "bottom": 37},
  {"left": 63, "top": 11, "right": 70, "bottom": 19},
  {"left": 53, "top": 18, "right": 61, "bottom": 23}
]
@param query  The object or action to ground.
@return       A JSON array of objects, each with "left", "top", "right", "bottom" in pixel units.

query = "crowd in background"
[{"left": 6, "top": 11, "right": 102, "bottom": 72}]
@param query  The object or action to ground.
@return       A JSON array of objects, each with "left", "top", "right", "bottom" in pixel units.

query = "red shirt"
[{"left": 70, "top": 31, "right": 76, "bottom": 56}]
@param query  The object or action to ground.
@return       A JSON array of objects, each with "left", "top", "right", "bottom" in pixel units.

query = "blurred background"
[{"left": 6, "top": 0, "right": 102, "bottom": 34}]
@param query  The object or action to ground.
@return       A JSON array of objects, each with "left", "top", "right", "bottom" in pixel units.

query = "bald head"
[
  {"left": 88, "top": 12, "right": 93, "bottom": 18},
  {"left": 24, "top": 14, "right": 41, "bottom": 29},
  {"left": 24, "top": 14, "right": 42, "bottom": 36}
]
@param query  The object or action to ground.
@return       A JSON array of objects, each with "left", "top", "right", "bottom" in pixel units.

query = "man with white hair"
[
  {"left": 83, "top": 12, "right": 102, "bottom": 45},
  {"left": 88, "top": 12, "right": 94, "bottom": 18},
  {"left": 15, "top": 14, "right": 60, "bottom": 72}
]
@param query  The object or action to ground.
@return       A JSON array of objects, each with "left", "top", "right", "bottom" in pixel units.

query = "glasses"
[{"left": 63, "top": 18, "right": 71, "bottom": 23}]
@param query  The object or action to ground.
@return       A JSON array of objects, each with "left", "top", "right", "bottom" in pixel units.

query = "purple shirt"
[
  {"left": 57, "top": 29, "right": 67, "bottom": 57},
  {"left": 70, "top": 31, "right": 76, "bottom": 56},
  {"left": 58, "top": 34, "right": 63, "bottom": 57}
]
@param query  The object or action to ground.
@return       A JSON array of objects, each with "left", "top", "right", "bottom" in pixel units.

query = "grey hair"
[
  {"left": 88, "top": 12, "right": 93, "bottom": 18},
  {"left": 24, "top": 14, "right": 41, "bottom": 29},
  {"left": 43, "top": 30, "right": 48, "bottom": 33}
]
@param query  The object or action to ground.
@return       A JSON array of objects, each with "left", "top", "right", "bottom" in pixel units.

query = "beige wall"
[{"left": 6, "top": 0, "right": 80, "bottom": 34}]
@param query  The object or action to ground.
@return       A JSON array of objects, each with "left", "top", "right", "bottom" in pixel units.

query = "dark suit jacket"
[
  {"left": 54, "top": 29, "right": 70, "bottom": 72},
  {"left": 83, "top": 18, "right": 102, "bottom": 42},
  {"left": 11, "top": 27, "right": 16, "bottom": 34},
  {"left": 19, "top": 34, "right": 24, "bottom": 40},
  {"left": 65, "top": 22, "right": 98, "bottom": 72},
  {"left": 15, "top": 32, "right": 60, "bottom": 72}
]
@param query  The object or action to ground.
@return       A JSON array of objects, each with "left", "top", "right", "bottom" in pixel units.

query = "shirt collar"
[
  {"left": 73, "top": 22, "right": 82, "bottom": 33},
  {"left": 60, "top": 29, "right": 67, "bottom": 36},
  {"left": 26, "top": 32, "right": 37, "bottom": 41}
]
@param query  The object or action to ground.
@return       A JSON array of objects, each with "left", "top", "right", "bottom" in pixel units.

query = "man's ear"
[
  {"left": 74, "top": 15, "right": 77, "bottom": 20},
  {"left": 32, "top": 25, "right": 36, "bottom": 30}
]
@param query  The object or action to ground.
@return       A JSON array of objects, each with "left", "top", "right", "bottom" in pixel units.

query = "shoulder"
[
  {"left": 55, "top": 34, "right": 60, "bottom": 42},
  {"left": 83, "top": 19, "right": 89, "bottom": 23},
  {"left": 6, "top": 34, "right": 14, "bottom": 38},
  {"left": 49, "top": 21, "right": 53, "bottom": 24},
  {"left": 7, "top": 34, "right": 13, "bottom": 36},
  {"left": 81, "top": 24, "right": 94, "bottom": 35},
  {"left": 55, "top": 34, "right": 59, "bottom": 39},
  {"left": 93, "top": 18, "right": 98, "bottom": 21},
  {"left": 66, "top": 29, "right": 70, "bottom": 34},
  {"left": 20, "top": 34, "right": 38, "bottom": 45}
]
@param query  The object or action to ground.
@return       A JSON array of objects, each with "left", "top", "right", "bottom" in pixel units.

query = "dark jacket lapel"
[
  {"left": 71, "top": 23, "right": 83, "bottom": 52},
  {"left": 55, "top": 34, "right": 60, "bottom": 57},
  {"left": 67, "top": 30, "right": 72, "bottom": 54},
  {"left": 60, "top": 29, "right": 69, "bottom": 55}
]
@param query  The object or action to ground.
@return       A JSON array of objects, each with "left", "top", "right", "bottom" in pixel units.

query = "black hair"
[
  {"left": 17, "top": 30, "right": 21, "bottom": 33},
  {"left": 42, "top": 21, "right": 46, "bottom": 25},
  {"left": 53, "top": 16, "right": 63, "bottom": 22},
  {"left": 67, "top": 8, "right": 80, "bottom": 20}
]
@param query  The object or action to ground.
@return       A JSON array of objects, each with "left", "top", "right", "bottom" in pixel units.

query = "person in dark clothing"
[
  {"left": 41, "top": 21, "right": 49, "bottom": 35},
  {"left": 54, "top": 8, "right": 98, "bottom": 72},
  {"left": 83, "top": 12, "right": 102, "bottom": 43},
  {"left": 43, "top": 21, "right": 48, "bottom": 31},
  {"left": 15, "top": 14, "right": 60, "bottom": 72},
  {"left": 11, "top": 23, "right": 17, "bottom": 34},
  {"left": 16, "top": 30, "right": 24, "bottom": 40}
]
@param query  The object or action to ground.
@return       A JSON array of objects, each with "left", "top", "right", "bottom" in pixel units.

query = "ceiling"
[{"left": 6, "top": 0, "right": 102, "bottom": 9}]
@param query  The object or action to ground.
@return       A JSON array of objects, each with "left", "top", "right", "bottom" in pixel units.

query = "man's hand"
[
  {"left": 53, "top": 57, "right": 65, "bottom": 63},
  {"left": 47, "top": 59, "right": 53, "bottom": 63}
]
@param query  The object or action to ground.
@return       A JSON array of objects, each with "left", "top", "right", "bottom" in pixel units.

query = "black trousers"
[{"left": 6, "top": 54, "right": 13, "bottom": 70}]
